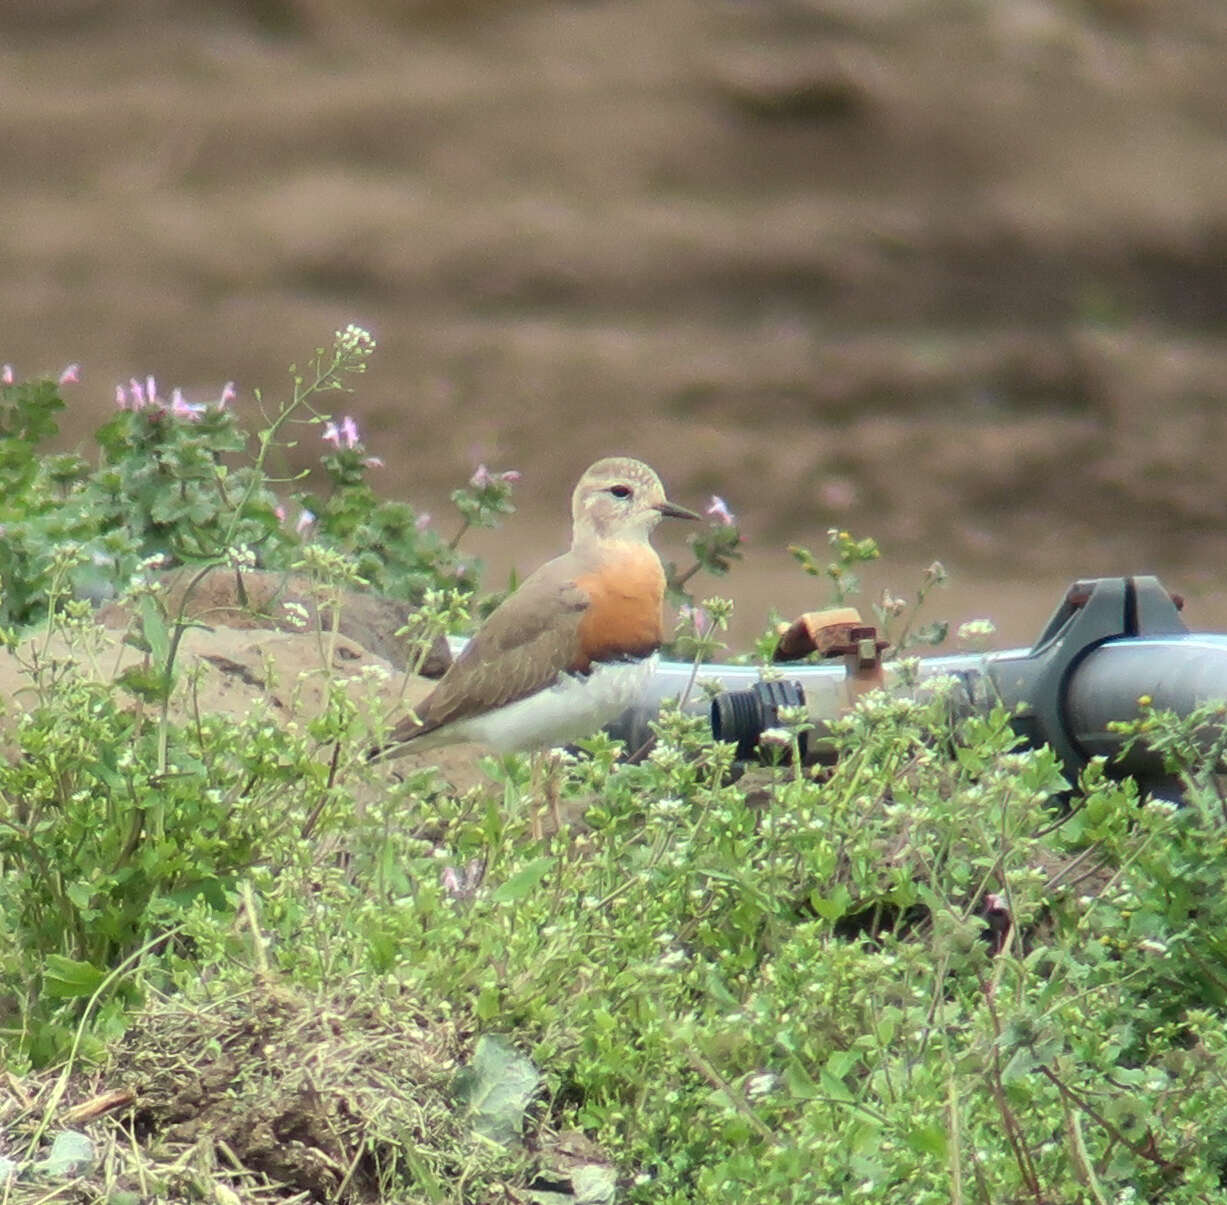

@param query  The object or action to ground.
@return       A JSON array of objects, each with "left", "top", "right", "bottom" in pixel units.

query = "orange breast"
[{"left": 573, "top": 548, "right": 665, "bottom": 672}]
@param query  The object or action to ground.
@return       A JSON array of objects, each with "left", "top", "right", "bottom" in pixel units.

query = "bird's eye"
[{"left": 609, "top": 484, "right": 632, "bottom": 499}]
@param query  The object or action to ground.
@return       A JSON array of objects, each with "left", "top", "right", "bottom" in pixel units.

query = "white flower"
[
  {"left": 745, "top": 1072, "right": 776, "bottom": 1099},
  {"left": 336, "top": 323, "right": 376, "bottom": 356},
  {"left": 958, "top": 618, "right": 997, "bottom": 642},
  {"left": 759, "top": 727, "right": 792, "bottom": 748},
  {"left": 657, "top": 947, "right": 688, "bottom": 970},
  {"left": 282, "top": 601, "right": 310, "bottom": 630},
  {"left": 226, "top": 544, "right": 257, "bottom": 570}
]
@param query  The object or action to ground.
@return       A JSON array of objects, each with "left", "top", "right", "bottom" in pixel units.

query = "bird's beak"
[{"left": 654, "top": 499, "right": 702, "bottom": 521}]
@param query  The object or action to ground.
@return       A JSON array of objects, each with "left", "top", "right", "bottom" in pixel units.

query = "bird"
[{"left": 375, "top": 456, "right": 699, "bottom": 758}]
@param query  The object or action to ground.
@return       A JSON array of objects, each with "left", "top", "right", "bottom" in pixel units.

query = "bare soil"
[{"left": 3, "top": 0, "right": 1227, "bottom": 646}]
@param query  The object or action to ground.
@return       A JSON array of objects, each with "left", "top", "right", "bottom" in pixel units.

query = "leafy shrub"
[{"left": 0, "top": 330, "right": 497, "bottom": 630}]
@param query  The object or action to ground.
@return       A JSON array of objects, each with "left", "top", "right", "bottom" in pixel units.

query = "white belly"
[{"left": 444, "top": 656, "right": 655, "bottom": 753}]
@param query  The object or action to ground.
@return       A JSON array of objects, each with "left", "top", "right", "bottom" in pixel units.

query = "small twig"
[
  {"left": 239, "top": 881, "right": 270, "bottom": 978},
  {"left": 677, "top": 1044, "right": 776, "bottom": 1145},
  {"left": 301, "top": 741, "right": 342, "bottom": 840},
  {"left": 5, "top": 1071, "right": 34, "bottom": 1110},
  {"left": 1043, "top": 844, "right": 1104, "bottom": 892},
  {"left": 670, "top": 561, "right": 702, "bottom": 592},
  {"left": 1037, "top": 1064, "right": 1177, "bottom": 1173},
  {"left": 448, "top": 518, "right": 470, "bottom": 552},
  {"left": 947, "top": 1067, "right": 963, "bottom": 1205},
  {"left": 981, "top": 988, "right": 1045, "bottom": 1202},
  {"left": 61, "top": 1088, "right": 136, "bottom": 1124}
]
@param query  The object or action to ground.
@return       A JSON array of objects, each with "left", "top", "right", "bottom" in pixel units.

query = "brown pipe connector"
[
  {"left": 774, "top": 607, "right": 863, "bottom": 661},
  {"left": 842, "top": 625, "right": 888, "bottom": 699},
  {"left": 774, "top": 607, "right": 888, "bottom": 700}
]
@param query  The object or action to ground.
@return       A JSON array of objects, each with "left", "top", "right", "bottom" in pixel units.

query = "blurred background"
[{"left": 3, "top": 0, "right": 1226, "bottom": 647}]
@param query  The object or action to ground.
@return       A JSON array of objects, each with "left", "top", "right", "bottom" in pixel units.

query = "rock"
[{"left": 95, "top": 568, "right": 451, "bottom": 677}]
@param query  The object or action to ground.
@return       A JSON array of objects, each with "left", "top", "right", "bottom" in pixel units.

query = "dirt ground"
[{"left": 3, "top": 0, "right": 1227, "bottom": 649}]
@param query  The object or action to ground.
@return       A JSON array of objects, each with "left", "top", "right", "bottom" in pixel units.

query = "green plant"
[
  {"left": 0, "top": 639, "right": 333, "bottom": 1062},
  {"left": 0, "top": 330, "right": 527, "bottom": 1068},
  {"left": 785, "top": 529, "right": 949, "bottom": 656},
  {"left": 0, "top": 331, "right": 519, "bottom": 631},
  {"left": 789, "top": 526, "right": 880, "bottom": 606},
  {"left": 144, "top": 672, "right": 1227, "bottom": 1202},
  {"left": 5, "top": 336, "right": 1227, "bottom": 1203},
  {"left": 667, "top": 493, "right": 743, "bottom": 607}
]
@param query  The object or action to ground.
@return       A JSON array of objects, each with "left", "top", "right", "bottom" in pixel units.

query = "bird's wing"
[{"left": 385, "top": 563, "right": 590, "bottom": 745}]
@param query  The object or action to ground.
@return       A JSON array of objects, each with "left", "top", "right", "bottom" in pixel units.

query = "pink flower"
[
  {"left": 170, "top": 388, "right": 204, "bottom": 421},
  {"left": 415, "top": 512, "right": 431, "bottom": 531},
  {"left": 1, "top": 365, "right": 12, "bottom": 386},
  {"left": 363, "top": 456, "right": 384, "bottom": 469},
  {"left": 274, "top": 505, "right": 287, "bottom": 522},
  {"left": 470, "top": 463, "right": 520, "bottom": 488},
  {"left": 441, "top": 858, "right": 485, "bottom": 898},
  {"left": 218, "top": 381, "right": 236, "bottom": 409},
  {"left": 706, "top": 495, "right": 735, "bottom": 526},
  {"left": 58, "top": 363, "right": 80, "bottom": 385},
  {"left": 323, "top": 415, "right": 362, "bottom": 449},
  {"left": 296, "top": 509, "right": 316, "bottom": 534},
  {"left": 118, "top": 375, "right": 211, "bottom": 416},
  {"left": 678, "top": 603, "right": 712, "bottom": 637}
]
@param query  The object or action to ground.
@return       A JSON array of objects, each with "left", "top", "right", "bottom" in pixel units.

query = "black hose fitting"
[{"left": 710, "top": 679, "right": 807, "bottom": 760}]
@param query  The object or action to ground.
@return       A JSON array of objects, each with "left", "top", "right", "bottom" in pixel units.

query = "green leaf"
[
  {"left": 42, "top": 955, "right": 107, "bottom": 999},
  {"left": 1000, "top": 1045, "right": 1036, "bottom": 1084},
  {"left": 785, "top": 1058, "right": 821, "bottom": 1100},
  {"left": 905, "top": 1123, "right": 949, "bottom": 1159},
  {"left": 164, "top": 876, "right": 229, "bottom": 910},
  {"left": 453, "top": 1034, "right": 540, "bottom": 1145},
  {"left": 115, "top": 664, "right": 171, "bottom": 703},
  {"left": 825, "top": 1049, "right": 860, "bottom": 1079},
  {"left": 571, "top": 1163, "right": 618, "bottom": 1204},
  {"left": 65, "top": 881, "right": 96, "bottom": 911},
  {"left": 139, "top": 593, "right": 170, "bottom": 665},
  {"left": 475, "top": 986, "right": 500, "bottom": 1021},
  {"left": 811, "top": 883, "right": 851, "bottom": 921},
  {"left": 704, "top": 966, "right": 740, "bottom": 1009},
  {"left": 34, "top": 1130, "right": 94, "bottom": 1177},
  {"left": 819, "top": 1070, "right": 854, "bottom": 1103},
  {"left": 491, "top": 856, "right": 555, "bottom": 904}
]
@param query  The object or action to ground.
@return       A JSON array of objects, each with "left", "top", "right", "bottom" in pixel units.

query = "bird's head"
[{"left": 570, "top": 456, "right": 699, "bottom": 546}]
